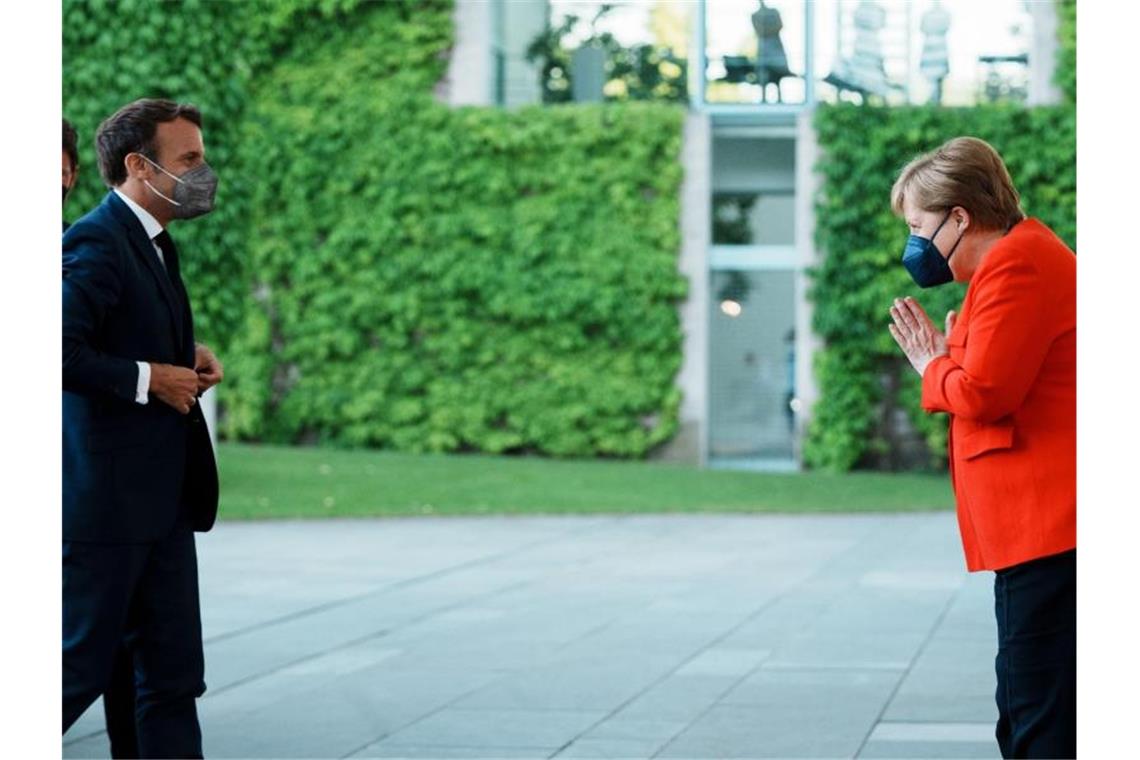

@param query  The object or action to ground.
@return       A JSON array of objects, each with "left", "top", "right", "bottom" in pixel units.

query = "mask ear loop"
[
  {"left": 929, "top": 210, "right": 952, "bottom": 239},
  {"left": 927, "top": 209, "right": 968, "bottom": 261},
  {"left": 944, "top": 210, "right": 967, "bottom": 261},
  {"left": 135, "top": 153, "right": 184, "bottom": 207},
  {"left": 919, "top": 210, "right": 953, "bottom": 259}
]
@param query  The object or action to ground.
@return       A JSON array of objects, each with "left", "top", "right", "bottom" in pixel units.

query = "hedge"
[
  {"left": 60, "top": 0, "right": 688, "bottom": 457},
  {"left": 63, "top": 0, "right": 1074, "bottom": 466},
  {"left": 61, "top": 0, "right": 397, "bottom": 349},
  {"left": 806, "top": 104, "right": 1076, "bottom": 471},
  {"left": 63, "top": 0, "right": 259, "bottom": 349},
  {"left": 222, "top": 2, "right": 687, "bottom": 456}
]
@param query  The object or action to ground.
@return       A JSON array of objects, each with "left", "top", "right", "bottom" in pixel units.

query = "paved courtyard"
[{"left": 64, "top": 513, "right": 1000, "bottom": 759}]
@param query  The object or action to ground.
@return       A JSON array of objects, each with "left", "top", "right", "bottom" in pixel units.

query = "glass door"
[
  {"left": 708, "top": 268, "right": 797, "bottom": 464},
  {"left": 707, "top": 133, "right": 799, "bottom": 469}
]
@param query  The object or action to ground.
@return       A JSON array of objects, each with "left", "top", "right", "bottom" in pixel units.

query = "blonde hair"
[{"left": 890, "top": 136, "right": 1025, "bottom": 233}]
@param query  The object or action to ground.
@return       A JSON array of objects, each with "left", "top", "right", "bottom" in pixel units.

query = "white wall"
[
  {"left": 439, "top": 0, "right": 494, "bottom": 106},
  {"left": 794, "top": 109, "right": 824, "bottom": 457},
  {"left": 438, "top": 0, "right": 546, "bottom": 108},
  {"left": 1027, "top": 0, "right": 1063, "bottom": 106},
  {"left": 662, "top": 111, "right": 712, "bottom": 465}
]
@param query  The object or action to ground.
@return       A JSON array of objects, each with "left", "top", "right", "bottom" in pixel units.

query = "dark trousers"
[
  {"left": 104, "top": 643, "right": 139, "bottom": 758},
  {"left": 994, "top": 548, "right": 1076, "bottom": 759},
  {"left": 63, "top": 528, "right": 206, "bottom": 759}
]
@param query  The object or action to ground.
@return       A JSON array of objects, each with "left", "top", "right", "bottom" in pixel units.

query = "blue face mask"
[{"left": 901, "top": 211, "right": 963, "bottom": 288}]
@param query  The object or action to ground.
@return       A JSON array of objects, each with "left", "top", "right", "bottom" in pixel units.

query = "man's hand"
[
  {"left": 194, "top": 343, "right": 224, "bottom": 394},
  {"left": 888, "top": 296, "right": 949, "bottom": 377},
  {"left": 149, "top": 363, "right": 200, "bottom": 414}
]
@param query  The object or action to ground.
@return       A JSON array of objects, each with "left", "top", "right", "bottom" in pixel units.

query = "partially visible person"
[
  {"left": 886, "top": 136, "right": 1075, "bottom": 759},
  {"left": 62, "top": 118, "right": 79, "bottom": 230},
  {"left": 62, "top": 114, "right": 141, "bottom": 759},
  {"left": 62, "top": 98, "right": 223, "bottom": 759}
]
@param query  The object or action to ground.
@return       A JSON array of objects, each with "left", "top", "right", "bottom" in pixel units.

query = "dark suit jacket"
[{"left": 63, "top": 191, "right": 218, "bottom": 543}]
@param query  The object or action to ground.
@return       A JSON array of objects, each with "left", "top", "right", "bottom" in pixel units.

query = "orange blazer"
[{"left": 921, "top": 218, "right": 1075, "bottom": 572}]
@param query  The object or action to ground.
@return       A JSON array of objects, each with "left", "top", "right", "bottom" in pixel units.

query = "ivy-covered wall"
[
  {"left": 62, "top": 0, "right": 391, "bottom": 348},
  {"left": 805, "top": 104, "right": 1076, "bottom": 471},
  {"left": 64, "top": 0, "right": 688, "bottom": 458},
  {"left": 63, "top": 0, "right": 1075, "bottom": 467},
  {"left": 63, "top": 0, "right": 257, "bottom": 349},
  {"left": 805, "top": 0, "right": 1077, "bottom": 472}
]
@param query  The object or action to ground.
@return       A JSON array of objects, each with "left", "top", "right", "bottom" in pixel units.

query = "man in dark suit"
[{"left": 63, "top": 98, "right": 223, "bottom": 759}]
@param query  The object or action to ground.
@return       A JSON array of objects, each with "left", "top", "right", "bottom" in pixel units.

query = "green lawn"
[{"left": 215, "top": 443, "right": 953, "bottom": 520}]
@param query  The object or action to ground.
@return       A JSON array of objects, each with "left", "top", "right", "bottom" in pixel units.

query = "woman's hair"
[{"left": 891, "top": 136, "right": 1025, "bottom": 232}]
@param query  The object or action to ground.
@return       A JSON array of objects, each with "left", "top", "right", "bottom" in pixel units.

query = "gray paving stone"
[
  {"left": 674, "top": 648, "right": 771, "bottom": 678},
  {"left": 567, "top": 610, "right": 755, "bottom": 650},
  {"left": 58, "top": 733, "right": 108, "bottom": 760},
  {"left": 882, "top": 638, "right": 998, "bottom": 723},
  {"left": 858, "top": 739, "right": 1000, "bottom": 759},
  {"left": 62, "top": 513, "right": 1000, "bottom": 760},
  {"left": 196, "top": 518, "right": 596, "bottom": 639},
  {"left": 351, "top": 745, "right": 552, "bottom": 758},
  {"left": 62, "top": 696, "right": 107, "bottom": 747},
  {"left": 869, "top": 723, "right": 995, "bottom": 742},
  {"left": 611, "top": 674, "right": 742, "bottom": 721},
  {"left": 372, "top": 636, "right": 563, "bottom": 674},
  {"left": 717, "top": 666, "right": 903, "bottom": 713},
  {"left": 656, "top": 703, "right": 867, "bottom": 758},
  {"left": 553, "top": 716, "right": 688, "bottom": 758},
  {"left": 449, "top": 659, "right": 677, "bottom": 712},
  {"left": 554, "top": 736, "right": 666, "bottom": 758},
  {"left": 376, "top": 708, "right": 607, "bottom": 749},
  {"left": 656, "top": 668, "right": 904, "bottom": 758},
  {"left": 763, "top": 630, "right": 928, "bottom": 670},
  {"left": 199, "top": 664, "right": 502, "bottom": 758},
  {"left": 881, "top": 692, "right": 998, "bottom": 725},
  {"left": 584, "top": 717, "right": 690, "bottom": 741}
]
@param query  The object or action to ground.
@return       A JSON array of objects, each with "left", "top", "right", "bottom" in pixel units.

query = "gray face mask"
[{"left": 139, "top": 154, "right": 218, "bottom": 219}]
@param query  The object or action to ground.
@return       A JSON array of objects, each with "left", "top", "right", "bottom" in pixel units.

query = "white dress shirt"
[{"left": 113, "top": 188, "right": 167, "bottom": 405}]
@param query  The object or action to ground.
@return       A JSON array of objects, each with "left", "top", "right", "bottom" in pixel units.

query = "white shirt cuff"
[{"left": 135, "top": 361, "right": 151, "bottom": 405}]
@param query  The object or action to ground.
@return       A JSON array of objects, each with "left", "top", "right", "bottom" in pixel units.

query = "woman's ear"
[{"left": 953, "top": 206, "right": 971, "bottom": 234}]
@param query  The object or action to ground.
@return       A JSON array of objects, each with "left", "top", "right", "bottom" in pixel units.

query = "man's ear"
[{"left": 124, "top": 153, "right": 149, "bottom": 181}]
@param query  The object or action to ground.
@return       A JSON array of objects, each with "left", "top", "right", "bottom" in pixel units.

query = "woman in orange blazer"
[{"left": 886, "top": 137, "right": 1075, "bottom": 760}]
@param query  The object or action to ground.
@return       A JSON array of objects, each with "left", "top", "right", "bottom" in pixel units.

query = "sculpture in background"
[
  {"left": 751, "top": 0, "right": 794, "bottom": 102},
  {"left": 920, "top": 1, "right": 951, "bottom": 104},
  {"left": 824, "top": 0, "right": 902, "bottom": 102}
]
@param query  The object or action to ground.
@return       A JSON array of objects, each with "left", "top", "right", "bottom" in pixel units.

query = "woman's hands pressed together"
[{"left": 888, "top": 296, "right": 956, "bottom": 377}]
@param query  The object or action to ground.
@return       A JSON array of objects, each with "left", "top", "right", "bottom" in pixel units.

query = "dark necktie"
[
  {"left": 153, "top": 230, "right": 191, "bottom": 357},
  {"left": 153, "top": 230, "right": 180, "bottom": 282}
]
